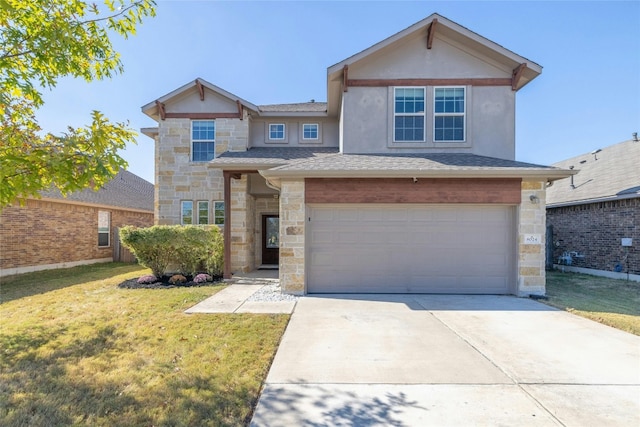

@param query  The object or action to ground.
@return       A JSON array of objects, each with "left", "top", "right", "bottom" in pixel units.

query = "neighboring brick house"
[
  {"left": 142, "top": 13, "right": 572, "bottom": 296},
  {"left": 0, "top": 169, "right": 154, "bottom": 277},
  {"left": 546, "top": 138, "right": 640, "bottom": 280}
]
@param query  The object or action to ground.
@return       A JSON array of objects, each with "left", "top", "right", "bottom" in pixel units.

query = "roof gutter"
[
  {"left": 260, "top": 168, "right": 574, "bottom": 181},
  {"left": 547, "top": 192, "right": 640, "bottom": 209}
]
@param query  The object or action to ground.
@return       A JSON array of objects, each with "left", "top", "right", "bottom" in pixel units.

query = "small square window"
[
  {"left": 269, "top": 124, "right": 285, "bottom": 140},
  {"left": 302, "top": 124, "right": 318, "bottom": 140}
]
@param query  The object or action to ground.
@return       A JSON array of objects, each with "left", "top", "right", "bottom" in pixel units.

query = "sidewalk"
[{"left": 184, "top": 270, "right": 297, "bottom": 314}]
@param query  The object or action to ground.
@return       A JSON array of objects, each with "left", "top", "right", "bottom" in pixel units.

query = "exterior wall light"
[{"left": 529, "top": 194, "right": 539, "bottom": 204}]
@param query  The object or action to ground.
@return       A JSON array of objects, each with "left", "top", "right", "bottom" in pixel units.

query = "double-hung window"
[
  {"left": 394, "top": 88, "right": 425, "bottom": 142},
  {"left": 197, "top": 201, "right": 209, "bottom": 225},
  {"left": 181, "top": 201, "right": 193, "bottom": 225},
  {"left": 434, "top": 87, "right": 465, "bottom": 142},
  {"left": 98, "top": 211, "right": 110, "bottom": 247},
  {"left": 192, "top": 120, "right": 215, "bottom": 161},
  {"left": 269, "top": 123, "right": 285, "bottom": 140},
  {"left": 213, "top": 201, "right": 225, "bottom": 225}
]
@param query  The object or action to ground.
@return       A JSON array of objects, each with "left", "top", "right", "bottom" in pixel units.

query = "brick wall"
[
  {"left": 547, "top": 198, "right": 639, "bottom": 274},
  {"left": 0, "top": 199, "right": 153, "bottom": 276}
]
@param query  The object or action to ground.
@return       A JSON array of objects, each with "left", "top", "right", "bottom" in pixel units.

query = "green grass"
[
  {"left": 544, "top": 270, "right": 640, "bottom": 335},
  {"left": 0, "top": 263, "right": 290, "bottom": 426}
]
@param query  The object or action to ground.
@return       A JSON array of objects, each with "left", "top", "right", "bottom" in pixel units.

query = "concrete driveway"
[{"left": 251, "top": 295, "right": 640, "bottom": 426}]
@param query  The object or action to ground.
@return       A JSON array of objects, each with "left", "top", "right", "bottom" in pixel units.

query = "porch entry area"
[
  {"left": 262, "top": 215, "right": 280, "bottom": 266},
  {"left": 223, "top": 171, "right": 280, "bottom": 278}
]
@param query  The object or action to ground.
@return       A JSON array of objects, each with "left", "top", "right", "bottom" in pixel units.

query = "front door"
[{"left": 262, "top": 215, "right": 279, "bottom": 265}]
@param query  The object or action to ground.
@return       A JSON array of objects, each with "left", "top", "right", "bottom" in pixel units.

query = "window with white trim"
[
  {"left": 394, "top": 87, "right": 425, "bottom": 142},
  {"left": 192, "top": 120, "right": 215, "bottom": 161},
  {"left": 98, "top": 211, "right": 110, "bottom": 247},
  {"left": 197, "top": 201, "right": 209, "bottom": 225},
  {"left": 181, "top": 201, "right": 193, "bottom": 225},
  {"left": 213, "top": 201, "right": 225, "bottom": 225},
  {"left": 269, "top": 123, "right": 285, "bottom": 140},
  {"left": 434, "top": 87, "right": 465, "bottom": 142},
  {"left": 302, "top": 123, "right": 318, "bottom": 140}
]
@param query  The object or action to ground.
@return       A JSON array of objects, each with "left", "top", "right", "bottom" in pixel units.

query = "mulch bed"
[{"left": 118, "top": 274, "right": 223, "bottom": 289}]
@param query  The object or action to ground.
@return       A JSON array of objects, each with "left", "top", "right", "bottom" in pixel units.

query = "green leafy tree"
[{"left": 0, "top": 0, "right": 155, "bottom": 208}]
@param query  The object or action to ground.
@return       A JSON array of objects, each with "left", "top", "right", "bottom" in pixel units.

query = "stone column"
[
  {"left": 230, "top": 175, "right": 254, "bottom": 273},
  {"left": 279, "top": 179, "right": 305, "bottom": 294},
  {"left": 517, "top": 180, "right": 547, "bottom": 296}
]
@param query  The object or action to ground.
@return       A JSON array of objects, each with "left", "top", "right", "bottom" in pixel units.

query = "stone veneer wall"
[
  {"left": 547, "top": 198, "right": 639, "bottom": 274},
  {"left": 155, "top": 115, "right": 249, "bottom": 225},
  {"left": 517, "top": 180, "right": 547, "bottom": 296},
  {"left": 229, "top": 175, "right": 254, "bottom": 273},
  {"left": 279, "top": 180, "right": 305, "bottom": 294}
]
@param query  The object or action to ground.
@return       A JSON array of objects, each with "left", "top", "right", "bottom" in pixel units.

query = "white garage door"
[{"left": 307, "top": 204, "right": 515, "bottom": 294}]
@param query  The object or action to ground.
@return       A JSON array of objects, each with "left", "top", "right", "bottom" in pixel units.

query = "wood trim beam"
[
  {"left": 156, "top": 101, "right": 166, "bottom": 120},
  {"left": 427, "top": 18, "right": 438, "bottom": 49},
  {"left": 512, "top": 63, "right": 527, "bottom": 91},
  {"left": 347, "top": 78, "right": 512, "bottom": 87},
  {"left": 195, "top": 79, "right": 205, "bottom": 101},
  {"left": 343, "top": 65, "right": 349, "bottom": 92},
  {"left": 236, "top": 100, "right": 243, "bottom": 121},
  {"left": 163, "top": 112, "right": 242, "bottom": 119},
  {"left": 223, "top": 171, "right": 232, "bottom": 280}
]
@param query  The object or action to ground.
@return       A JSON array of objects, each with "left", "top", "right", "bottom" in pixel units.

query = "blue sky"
[{"left": 37, "top": 0, "right": 640, "bottom": 184}]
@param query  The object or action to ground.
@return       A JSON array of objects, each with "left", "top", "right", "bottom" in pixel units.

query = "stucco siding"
[{"left": 348, "top": 32, "right": 511, "bottom": 80}]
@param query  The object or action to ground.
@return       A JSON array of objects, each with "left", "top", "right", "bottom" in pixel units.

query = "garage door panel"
[{"left": 307, "top": 204, "right": 514, "bottom": 294}]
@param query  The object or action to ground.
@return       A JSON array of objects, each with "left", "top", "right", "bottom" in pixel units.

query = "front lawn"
[
  {"left": 0, "top": 263, "right": 289, "bottom": 426},
  {"left": 544, "top": 270, "right": 640, "bottom": 335}
]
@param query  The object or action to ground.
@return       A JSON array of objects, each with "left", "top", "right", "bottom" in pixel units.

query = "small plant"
[
  {"left": 136, "top": 274, "right": 158, "bottom": 284},
  {"left": 193, "top": 273, "right": 212, "bottom": 284},
  {"left": 169, "top": 274, "right": 187, "bottom": 285}
]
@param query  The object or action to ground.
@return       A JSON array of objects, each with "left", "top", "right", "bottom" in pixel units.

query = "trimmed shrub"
[
  {"left": 119, "top": 225, "right": 224, "bottom": 278},
  {"left": 169, "top": 274, "right": 187, "bottom": 285}
]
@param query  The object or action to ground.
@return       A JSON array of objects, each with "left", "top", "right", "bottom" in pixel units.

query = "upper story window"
[
  {"left": 302, "top": 123, "right": 318, "bottom": 140},
  {"left": 394, "top": 87, "right": 425, "bottom": 142},
  {"left": 192, "top": 120, "right": 215, "bottom": 161},
  {"left": 434, "top": 87, "right": 465, "bottom": 142},
  {"left": 181, "top": 200, "right": 193, "bottom": 225},
  {"left": 269, "top": 123, "right": 285, "bottom": 140}
]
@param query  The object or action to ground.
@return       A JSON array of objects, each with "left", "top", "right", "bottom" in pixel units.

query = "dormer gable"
[
  {"left": 141, "top": 78, "right": 259, "bottom": 122},
  {"left": 326, "top": 13, "right": 542, "bottom": 116}
]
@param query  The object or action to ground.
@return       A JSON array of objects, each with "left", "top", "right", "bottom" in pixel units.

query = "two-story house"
[{"left": 142, "top": 14, "right": 572, "bottom": 296}]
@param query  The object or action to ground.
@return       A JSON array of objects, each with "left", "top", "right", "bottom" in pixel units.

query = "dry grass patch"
[
  {"left": 544, "top": 271, "right": 640, "bottom": 335},
  {"left": 0, "top": 263, "right": 289, "bottom": 426}
]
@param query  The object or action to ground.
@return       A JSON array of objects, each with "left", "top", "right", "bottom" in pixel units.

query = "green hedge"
[{"left": 119, "top": 225, "right": 224, "bottom": 278}]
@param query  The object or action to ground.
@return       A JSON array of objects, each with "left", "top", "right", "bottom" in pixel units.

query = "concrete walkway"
[
  {"left": 184, "top": 270, "right": 296, "bottom": 314},
  {"left": 251, "top": 294, "right": 640, "bottom": 426}
]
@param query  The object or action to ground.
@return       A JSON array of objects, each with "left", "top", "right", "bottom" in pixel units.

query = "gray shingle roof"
[
  {"left": 270, "top": 152, "right": 557, "bottom": 172},
  {"left": 546, "top": 139, "right": 640, "bottom": 206},
  {"left": 212, "top": 147, "right": 339, "bottom": 166},
  {"left": 39, "top": 169, "right": 154, "bottom": 212},
  {"left": 259, "top": 102, "right": 327, "bottom": 113}
]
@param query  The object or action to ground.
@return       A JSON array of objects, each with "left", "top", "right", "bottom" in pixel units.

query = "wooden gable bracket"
[
  {"left": 512, "top": 63, "right": 527, "bottom": 91},
  {"left": 236, "top": 100, "right": 244, "bottom": 120},
  {"left": 343, "top": 65, "right": 349, "bottom": 92},
  {"left": 156, "top": 100, "right": 166, "bottom": 120},
  {"left": 427, "top": 18, "right": 438, "bottom": 49},
  {"left": 195, "top": 79, "right": 205, "bottom": 101}
]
